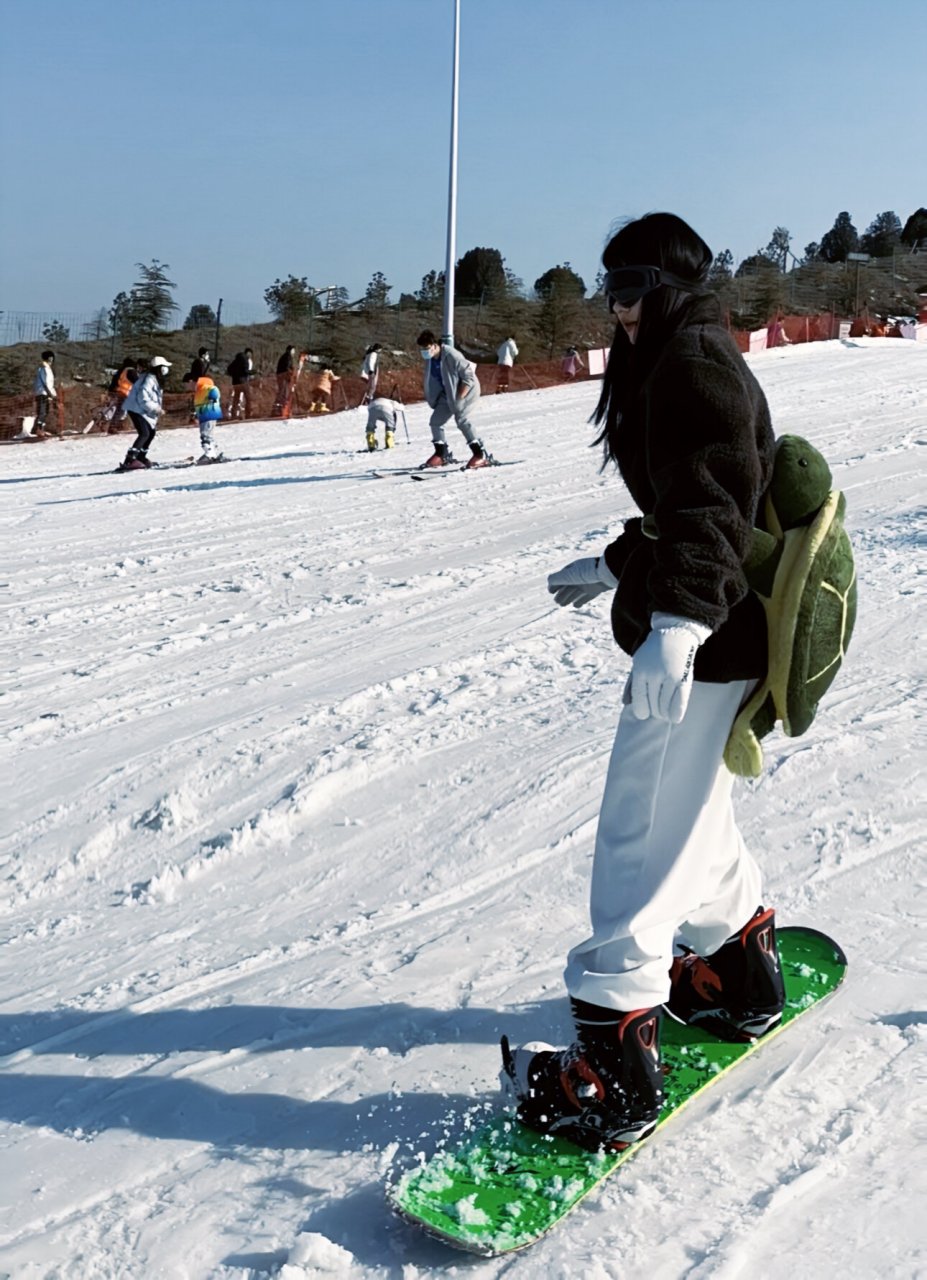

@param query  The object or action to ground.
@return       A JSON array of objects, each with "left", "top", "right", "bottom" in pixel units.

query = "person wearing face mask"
[
  {"left": 416, "top": 330, "right": 492, "bottom": 469},
  {"left": 117, "top": 356, "right": 172, "bottom": 470},
  {"left": 502, "top": 213, "right": 784, "bottom": 1153}
]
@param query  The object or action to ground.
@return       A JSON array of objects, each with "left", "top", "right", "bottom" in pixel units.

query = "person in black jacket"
[
  {"left": 189, "top": 348, "right": 211, "bottom": 380},
  {"left": 273, "top": 345, "right": 297, "bottom": 414},
  {"left": 503, "top": 213, "right": 786, "bottom": 1153},
  {"left": 227, "top": 348, "right": 254, "bottom": 419}
]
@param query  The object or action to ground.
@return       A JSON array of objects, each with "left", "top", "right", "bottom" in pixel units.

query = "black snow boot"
[
  {"left": 422, "top": 441, "right": 451, "bottom": 468},
  {"left": 501, "top": 1000, "right": 664, "bottom": 1152},
  {"left": 118, "top": 449, "right": 147, "bottom": 472},
  {"left": 465, "top": 439, "right": 493, "bottom": 469},
  {"left": 666, "top": 906, "right": 786, "bottom": 1041}
]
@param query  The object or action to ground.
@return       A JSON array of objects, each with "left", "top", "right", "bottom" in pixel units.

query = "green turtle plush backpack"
[{"left": 724, "top": 435, "right": 857, "bottom": 777}]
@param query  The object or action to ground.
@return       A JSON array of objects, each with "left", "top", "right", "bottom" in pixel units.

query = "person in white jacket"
[
  {"left": 360, "top": 344, "right": 381, "bottom": 403},
  {"left": 32, "top": 351, "right": 58, "bottom": 438},
  {"left": 417, "top": 330, "right": 492, "bottom": 469},
  {"left": 495, "top": 335, "right": 518, "bottom": 392},
  {"left": 118, "top": 357, "right": 171, "bottom": 470}
]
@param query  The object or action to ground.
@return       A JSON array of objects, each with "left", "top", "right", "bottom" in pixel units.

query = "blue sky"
[{"left": 1, "top": 0, "right": 923, "bottom": 319}]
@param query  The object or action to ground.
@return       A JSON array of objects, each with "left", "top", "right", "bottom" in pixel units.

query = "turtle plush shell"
[
  {"left": 724, "top": 438, "right": 856, "bottom": 776},
  {"left": 769, "top": 490, "right": 857, "bottom": 737}
]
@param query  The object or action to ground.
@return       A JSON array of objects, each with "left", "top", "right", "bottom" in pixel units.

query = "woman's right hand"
[{"left": 547, "top": 556, "right": 618, "bottom": 608}]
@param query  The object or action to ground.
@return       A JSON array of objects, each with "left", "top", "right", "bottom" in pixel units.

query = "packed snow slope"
[{"left": 1, "top": 338, "right": 924, "bottom": 1280}]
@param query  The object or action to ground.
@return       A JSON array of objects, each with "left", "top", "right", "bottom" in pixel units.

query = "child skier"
[
  {"left": 503, "top": 213, "right": 786, "bottom": 1153},
  {"left": 310, "top": 363, "right": 340, "bottom": 413},
  {"left": 364, "top": 396, "right": 399, "bottom": 451},
  {"left": 193, "top": 376, "right": 224, "bottom": 463}
]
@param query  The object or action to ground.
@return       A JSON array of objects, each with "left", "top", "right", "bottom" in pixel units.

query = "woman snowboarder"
[{"left": 503, "top": 212, "right": 786, "bottom": 1152}]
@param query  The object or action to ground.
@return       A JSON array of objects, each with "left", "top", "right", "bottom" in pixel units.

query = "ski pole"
[{"left": 401, "top": 408, "right": 410, "bottom": 443}]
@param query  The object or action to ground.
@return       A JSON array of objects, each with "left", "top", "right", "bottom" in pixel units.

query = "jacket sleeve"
[
  {"left": 447, "top": 348, "right": 476, "bottom": 388},
  {"left": 602, "top": 517, "right": 644, "bottom": 580},
  {"left": 136, "top": 374, "right": 163, "bottom": 418},
  {"left": 643, "top": 353, "right": 766, "bottom": 631}
]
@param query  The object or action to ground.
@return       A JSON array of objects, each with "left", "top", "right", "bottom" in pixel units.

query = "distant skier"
[
  {"left": 561, "top": 345, "right": 585, "bottom": 379},
  {"left": 273, "top": 346, "right": 297, "bottom": 415},
  {"left": 107, "top": 358, "right": 138, "bottom": 432},
  {"left": 495, "top": 335, "right": 518, "bottom": 391},
  {"left": 766, "top": 316, "right": 792, "bottom": 349},
  {"left": 360, "top": 343, "right": 382, "bottom": 402},
  {"left": 503, "top": 213, "right": 786, "bottom": 1152},
  {"left": 117, "top": 356, "right": 171, "bottom": 470},
  {"left": 227, "top": 349, "right": 254, "bottom": 420},
  {"left": 417, "top": 330, "right": 491, "bottom": 468},
  {"left": 32, "top": 350, "right": 58, "bottom": 439},
  {"left": 364, "top": 396, "right": 399, "bottom": 451}
]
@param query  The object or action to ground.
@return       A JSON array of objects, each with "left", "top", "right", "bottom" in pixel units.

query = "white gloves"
[
  {"left": 630, "top": 612, "right": 712, "bottom": 724},
  {"left": 547, "top": 556, "right": 618, "bottom": 608}
]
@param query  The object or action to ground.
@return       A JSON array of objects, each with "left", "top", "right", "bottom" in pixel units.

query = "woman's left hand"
[{"left": 547, "top": 556, "right": 618, "bottom": 608}]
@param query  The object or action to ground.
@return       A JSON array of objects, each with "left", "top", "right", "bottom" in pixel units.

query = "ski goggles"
[{"left": 604, "top": 265, "right": 701, "bottom": 308}]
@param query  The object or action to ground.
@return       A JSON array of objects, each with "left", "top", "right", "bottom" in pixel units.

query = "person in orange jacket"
[{"left": 310, "top": 363, "right": 340, "bottom": 413}]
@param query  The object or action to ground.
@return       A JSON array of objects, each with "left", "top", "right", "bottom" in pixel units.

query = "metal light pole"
[
  {"left": 847, "top": 252, "right": 870, "bottom": 316},
  {"left": 442, "top": 0, "right": 461, "bottom": 345}
]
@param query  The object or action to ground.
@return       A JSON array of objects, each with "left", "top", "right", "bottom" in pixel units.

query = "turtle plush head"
[{"left": 769, "top": 435, "right": 832, "bottom": 529}]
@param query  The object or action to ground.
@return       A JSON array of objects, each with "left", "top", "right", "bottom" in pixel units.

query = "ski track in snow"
[{"left": 0, "top": 339, "right": 924, "bottom": 1278}]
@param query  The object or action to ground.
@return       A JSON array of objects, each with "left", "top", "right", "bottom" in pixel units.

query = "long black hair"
[{"left": 593, "top": 212, "right": 716, "bottom": 466}]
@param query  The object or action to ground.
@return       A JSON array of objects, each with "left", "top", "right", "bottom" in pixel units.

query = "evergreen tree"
[
  {"left": 264, "top": 274, "right": 315, "bottom": 324},
  {"left": 860, "top": 211, "right": 902, "bottom": 258},
  {"left": 365, "top": 271, "right": 391, "bottom": 309},
  {"left": 803, "top": 242, "right": 821, "bottom": 264},
  {"left": 819, "top": 213, "right": 859, "bottom": 264},
  {"left": 416, "top": 269, "right": 445, "bottom": 309},
  {"left": 900, "top": 207, "right": 927, "bottom": 249},
  {"left": 533, "top": 263, "right": 586, "bottom": 299},
  {"left": 503, "top": 267, "right": 524, "bottom": 297},
  {"left": 734, "top": 254, "right": 771, "bottom": 278},
  {"left": 708, "top": 249, "right": 734, "bottom": 282},
  {"left": 183, "top": 303, "right": 217, "bottom": 330},
  {"left": 130, "top": 259, "right": 179, "bottom": 332},
  {"left": 109, "top": 291, "right": 137, "bottom": 338},
  {"left": 762, "top": 227, "right": 792, "bottom": 272},
  {"left": 42, "top": 320, "right": 69, "bottom": 343},
  {"left": 81, "top": 308, "right": 110, "bottom": 341},
  {"left": 455, "top": 247, "right": 507, "bottom": 302}
]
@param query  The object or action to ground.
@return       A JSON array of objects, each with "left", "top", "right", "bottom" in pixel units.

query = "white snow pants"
[
  {"left": 564, "top": 679, "right": 762, "bottom": 1012},
  {"left": 199, "top": 419, "right": 218, "bottom": 456}
]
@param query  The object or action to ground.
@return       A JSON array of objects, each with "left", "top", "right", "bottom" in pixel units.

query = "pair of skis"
[{"left": 372, "top": 460, "right": 522, "bottom": 480}]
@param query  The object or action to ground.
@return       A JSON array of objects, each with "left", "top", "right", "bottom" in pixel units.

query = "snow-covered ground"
[{"left": 1, "top": 338, "right": 924, "bottom": 1280}]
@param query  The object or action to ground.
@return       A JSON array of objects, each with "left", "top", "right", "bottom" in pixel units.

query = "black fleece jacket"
[{"left": 602, "top": 311, "right": 775, "bottom": 682}]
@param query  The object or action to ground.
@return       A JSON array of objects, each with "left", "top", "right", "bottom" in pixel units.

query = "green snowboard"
[{"left": 388, "top": 927, "right": 847, "bottom": 1256}]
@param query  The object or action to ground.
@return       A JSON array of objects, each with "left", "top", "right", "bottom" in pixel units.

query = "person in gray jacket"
[
  {"left": 118, "top": 356, "right": 171, "bottom": 470},
  {"left": 416, "top": 330, "right": 492, "bottom": 468}
]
